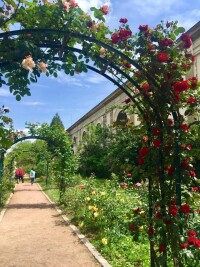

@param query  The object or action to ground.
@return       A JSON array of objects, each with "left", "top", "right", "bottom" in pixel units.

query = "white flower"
[{"left": 21, "top": 56, "right": 36, "bottom": 72}]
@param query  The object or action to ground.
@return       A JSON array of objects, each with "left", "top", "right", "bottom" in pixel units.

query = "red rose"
[
  {"left": 139, "top": 147, "right": 148, "bottom": 157},
  {"left": 155, "top": 212, "right": 162, "bottom": 219},
  {"left": 181, "top": 33, "right": 192, "bottom": 48},
  {"left": 158, "top": 38, "right": 174, "bottom": 46},
  {"left": 153, "top": 139, "right": 161, "bottom": 148},
  {"left": 139, "top": 25, "right": 148, "bottom": 31},
  {"left": 181, "top": 204, "right": 191, "bottom": 213},
  {"left": 141, "top": 83, "right": 149, "bottom": 90},
  {"left": 158, "top": 244, "right": 165, "bottom": 253},
  {"left": 192, "top": 187, "right": 199, "bottom": 192},
  {"left": 187, "top": 97, "right": 196, "bottom": 103},
  {"left": 194, "top": 239, "right": 200, "bottom": 248},
  {"left": 188, "top": 237, "right": 198, "bottom": 245},
  {"left": 187, "top": 230, "right": 197, "bottom": 237},
  {"left": 180, "top": 243, "right": 188, "bottom": 249},
  {"left": 124, "top": 98, "right": 131, "bottom": 104},
  {"left": 148, "top": 226, "right": 154, "bottom": 235},
  {"left": 119, "top": 18, "right": 128, "bottom": 23},
  {"left": 167, "top": 166, "right": 175, "bottom": 175},
  {"left": 133, "top": 208, "right": 141, "bottom": 214},
  {"left": 129, "top": 223, "right": 135, "bottom": 231},
  {"left": 169, "top": 205, "right": 178, "bottom": 216},
  {"left": 153, "top": 127, "right": 160, "bottom": 136},
  {"left": 168, "top": 118, "right": 174, "bottom": 126},
  {"left": 119, "top": 28, "right": 132, "bottom": 40},
  {"left": 157, "top": 52, "right": 168, "bottom": 62},
  {"left": 111, "top": 32, "right": 119, "bottom": 44},
  {"left": 80, "top": 185, "right": 85, "bottom": 190},
  {"left": 188, "top": 170, "right": 196, "bottom": 177},
  {"left": 180, "top": 124, "right": 190, "bottom": 131},
  {"left": 173, "top": 81, "right": 190, "bottom": 93},
  {"left": 137, "top": 157, "right": 144, "bottom": 165}
]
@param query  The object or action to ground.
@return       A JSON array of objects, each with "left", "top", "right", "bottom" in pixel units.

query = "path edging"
[
  {"left": 0, "top": 188, "right": 15, "bottom": 222},
  {"left": 38, "top": 184, "right": 112, "bottom": 267}
]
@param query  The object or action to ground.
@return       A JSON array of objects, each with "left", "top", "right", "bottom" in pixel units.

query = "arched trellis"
[
  {"left": 0, "top": 23, "right": 195, "bottom": 266},
  {"left": 0, "top": 135, "right": 53, "bottom": 188}
]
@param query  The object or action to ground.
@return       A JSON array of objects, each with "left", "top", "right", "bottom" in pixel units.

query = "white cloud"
[
  {"left": 0, "top": 88, "right": 13, "bottom": 97},
  {"left": 22, "top": 101, "right": 44, "bottom": 106}
]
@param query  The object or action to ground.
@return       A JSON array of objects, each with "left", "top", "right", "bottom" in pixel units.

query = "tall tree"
[{"left": 50, "top": 113, "right": 65, "bottom": 131}]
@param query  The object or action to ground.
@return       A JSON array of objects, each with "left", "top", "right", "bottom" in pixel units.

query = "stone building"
[{"left": 67, "top": 21, "right": 200, "bottom": 152}]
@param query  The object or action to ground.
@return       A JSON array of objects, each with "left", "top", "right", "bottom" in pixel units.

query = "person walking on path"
[
  {"left": 0, "top": 182, "right": 102, "bottom": 267},
  {"left": 14, "top": 168, "right": 20, "bottom": 184},
  {"left": 30, "top": 167, "right": 36, "bottom": 185},
  {"left": 18, "top": 167, "right": 24, "bottom": 183}
]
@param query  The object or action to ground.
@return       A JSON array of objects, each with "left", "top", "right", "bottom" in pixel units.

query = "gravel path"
[{"left": 0, "top": 182, "right": 102, "bottom": 267}]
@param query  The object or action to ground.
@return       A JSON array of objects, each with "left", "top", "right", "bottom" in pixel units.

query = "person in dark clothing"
[{"left": 18, "top": 167, "right": 24, "bottom": 183}]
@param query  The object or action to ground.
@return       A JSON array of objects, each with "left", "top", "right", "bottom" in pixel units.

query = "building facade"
[{"left": 67, "top": 21, "right": 200, "bottom": 152}]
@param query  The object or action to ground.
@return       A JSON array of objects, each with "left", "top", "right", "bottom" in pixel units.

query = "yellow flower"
[
  {"left": 101, "top": 238, "right": 108, "bottom": 245},
  {"left": 78, "top": 222, "right": 84, "bottom": 228},
  {"left": 88, "top": 205, "right": 94, "bottom": 210},
  {"left": 86, "top": 197, "right": 91, "bottom": 201},
  {"left": 139, "top": 226, "right": 144, "bottom": 230},
  {"left": 93, "top": 212, "right": 99, "bottom": 218},
  {"left": 91, "top": 191, "right": 96, "bottom": 195},
  {"left": 93, "top": 206, "right": 98, "bottom": 212},
  {"left": 120, "top": 198, "right": 125, "bottom": 203},
  {"left": 100, "top": 192, "right": 106, "bottom": 196}
]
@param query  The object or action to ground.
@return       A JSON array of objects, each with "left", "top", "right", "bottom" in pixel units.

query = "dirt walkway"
[{"left": 0, "top": 182, "right": 107, "bottom": 267}]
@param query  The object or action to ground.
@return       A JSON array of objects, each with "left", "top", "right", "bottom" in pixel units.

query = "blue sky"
[{"left": 1, "top": 0, "right": 200, "bottom": 131}]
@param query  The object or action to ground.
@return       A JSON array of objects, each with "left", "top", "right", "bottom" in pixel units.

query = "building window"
[{"left": 116, "top": 111, "right": 128, "bottom": 126}]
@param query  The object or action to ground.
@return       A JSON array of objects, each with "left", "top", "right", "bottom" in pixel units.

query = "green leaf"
[
  {"left": 16, "top": 95, "right": 21, "bottom": 101},
  {"left": 53, "top": 72, "right": 58, "bottom": 78}
]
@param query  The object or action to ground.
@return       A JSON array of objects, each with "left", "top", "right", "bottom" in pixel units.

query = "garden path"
[{"left": 0, "top": 182, "right": 103, "bottom": 267}]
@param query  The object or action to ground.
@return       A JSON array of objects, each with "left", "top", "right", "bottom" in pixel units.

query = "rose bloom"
[
  {"left": 187, "top": 96, "right": 196, "bottom": 103},
  {"left": 80, "top": 185, "right": 85, "bottom": 190},
  {"left": 148, "top": 226, "right": 154, "bottom": 235},
  {"left": 173, "top": 80, "right": 190, "bottom": 93},
  {"left": 167, "top": 166, "right": 175, "bottom": 175},
  {"left": 142, "top": 136, "right": 148, "bottom": 142},
  {"left": 69, "top": 0, "right": 78, "bottom": 8},
  {"left": 124, "top": 98, "right": 131, "bottom": 104},
  {"left": 157, "top": 52, "right": 168, "bottom": 62},
  {"left": 158, "top": 244, "right": 165, "bottom": 253},
  {"left": 137, "top": 157, "right": 144, "bottom": 165},
  {"left": 180, "top": 33, "right": 192, "bottom": 49},
  {"left": 119, "top": 28, "right": 132, "bottom": 40},
  {"left": 139, "top": 147, "right": 148, "bottom": 157},
  {"left": 141, "top": 83, "right": 149, "bottom": 90},
  {"left": 187, "top": 230, "right": 197, "bottom": 237},
  {"left": 180, "top": 124, "right": 190, "bottom": 131},
  {"left": 153, "top": 139, "right": 161, "bottom": 148},
  {"left": 192, "top": 186, "right": 199, "bottom": 192},
  {"left": 169, "top": 205, "right": 178, "bottom": 216},
  {"left": 180, "top": 243, "right": 188, "bottom": 249},
  {"left": 100, "top": 5, "right": 109, "bottom": 15},
  {"left": 111, "top": 32, "right": 119, "bottom": 44},
  {"left": 158, "top": 38, "right": 174, "bottom": 46},
  {"left": 21, "top": 55, "right": 36, "bottom": 72},
  {"left": 181, "top": 204, "right": 191, "bottom": 213},
  {"left": 38, "top": 62, "right": 48, "bottom": 72},
  {"left": 188, "top": 236, "right": 198, "bottom": 245},
  {"left": 153, "top": 127, "right": 160, "bottom": 136},
  {"left": 168, "top": 118, "right": 174, "bottom": 126},
  {"left": 119, "top": 18, "right": 128, "bottom": 23},
  {"left": 139, "top": 25, "right": 148, "bottom": 31},
  {"left": 99, "top": 47, "right": 106, "bottom": 58},
  {"left": 129, "top": 223, "right": 135, "bottom": 231}
]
